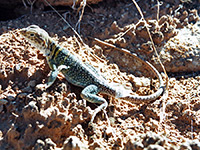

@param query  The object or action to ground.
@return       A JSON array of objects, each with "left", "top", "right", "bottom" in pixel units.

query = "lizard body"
[{"left": 20, "top": 25, "right": 165, "bottom": 122}]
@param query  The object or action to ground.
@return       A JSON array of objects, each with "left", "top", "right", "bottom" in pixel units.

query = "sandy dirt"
[{"left": 0, "top": 0, "right": 200, "bottom": 149}]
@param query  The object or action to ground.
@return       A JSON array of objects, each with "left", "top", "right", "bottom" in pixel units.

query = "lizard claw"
[{"left": 35, "top": 84, "right": 47, "bottom": 91}]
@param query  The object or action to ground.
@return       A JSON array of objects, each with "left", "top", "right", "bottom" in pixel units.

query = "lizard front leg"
[
  {"left": 36, "top": 64, "right": 70, "bottom": 90},
  {"left": 80, "top": 85, "right": 108, "bottom": 123}
]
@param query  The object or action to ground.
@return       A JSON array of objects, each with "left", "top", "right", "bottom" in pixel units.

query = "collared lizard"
[{"left": 20, "top": 25, "right": 165, "bottom": 122}]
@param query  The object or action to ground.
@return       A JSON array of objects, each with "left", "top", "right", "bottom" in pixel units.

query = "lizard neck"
[
  {"left": 32, "top": 35, "right": 52, "bottom": 57},
  {"left": 45, "top": 38, "right": 60, "bottom": 59}
]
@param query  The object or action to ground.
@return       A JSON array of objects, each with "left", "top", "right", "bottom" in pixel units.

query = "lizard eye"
[{"left": 30, "top": 33, "right": 35, "bottom": 37}]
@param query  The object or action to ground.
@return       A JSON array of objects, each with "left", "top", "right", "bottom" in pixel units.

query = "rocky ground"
[{"left": 0, "top": 0, "right": 200, "bottom": 149}]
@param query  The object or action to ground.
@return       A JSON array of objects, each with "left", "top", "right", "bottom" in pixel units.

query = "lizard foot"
[
  {"left": 90, "top": 101, "right": 108, "bottom": 123},
  {"left": 35, "top": 84, "right": 47, "bottom": 91}
]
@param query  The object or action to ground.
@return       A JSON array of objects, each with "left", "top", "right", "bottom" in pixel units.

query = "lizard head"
[{"left": 20, "top": 25, "right": 51, "bottom": 56}]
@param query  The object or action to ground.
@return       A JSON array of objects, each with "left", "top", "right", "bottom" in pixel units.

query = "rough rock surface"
[{"left": 0, "top": 0, "right": 200, "bottom": 149}]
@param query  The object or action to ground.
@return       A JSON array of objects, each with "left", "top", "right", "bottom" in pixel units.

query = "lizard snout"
[{"left": 19, "top": 29, "right": 27, "bottom": 36}]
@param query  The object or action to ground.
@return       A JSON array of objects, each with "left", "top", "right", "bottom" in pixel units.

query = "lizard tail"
[
  {"left": 115, "top": 61, "right": 165, "bottom": 103},
  {"left": 118, "top": 87, "right": 164, "bottom": 104}
]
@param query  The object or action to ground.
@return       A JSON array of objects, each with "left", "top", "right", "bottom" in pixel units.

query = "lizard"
[{"left": 19, "top": 25, "right": 165, "bottom": 123}]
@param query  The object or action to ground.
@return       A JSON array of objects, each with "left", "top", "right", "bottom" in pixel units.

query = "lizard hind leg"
[{"left": 80, "top": 85, "right": 108, "bottom": 123}]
